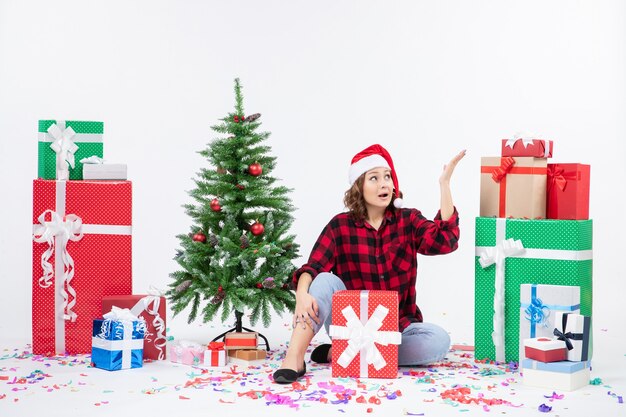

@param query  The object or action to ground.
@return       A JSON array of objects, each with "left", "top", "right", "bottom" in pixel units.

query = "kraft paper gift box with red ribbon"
[
  {"left": 547, "top": 163, "right": 591, "bottom": 220},
  {"left": 480, "top": 156, "right": 548, "bottom": 219},
  {"left": 522, "top": 359, "right": 591, "bottom": 391},
  {"left": 519, "top": 284, "right": 582, "bottom": 366},
  {"left": 553, "top": 312, "right": 591, "bottom": 362},
  {"left": 37, "top": 120, "right": 104, "bottom": 180},
  {"left": 32, "top": 179, "right": 132, "bottom": 355},
  {"left": 474, "top": 217, "right": 592, "bottom": 364},
  {"left": 91, "top": 307, "right": 146, "bottom": 371},
  {"left": 169, "top": 340, "right": 204, "bottom": 366},
  {"left": 102, "top": 294, "right": 167, "bottom": 360},
  {"left": 328, "top": 290, "right": 402, "bottom": 379},
  {"left": 501, "top": 137, "right": 553, "bottom": 158},
  {"left": 203, "top": 342, "right": 227, "bottom": 367},
  {"left": 523, "top": 337, "right": 568, "bottom": 363},
  {"left": 224, "top": 332, "right": 257, "bottom": 350}
]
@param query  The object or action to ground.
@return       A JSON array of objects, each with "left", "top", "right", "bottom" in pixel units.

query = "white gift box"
[
  {"left": 83, "top": 163, "right": 127, "bottom": 180},
  {"left": 553, "top": 312, "right": 591, "bottom": 362},
  {"left": 522, "top": 359, "right": 591, "bottom": 391},
  {"left": 203, "top": 348, "right": 227, "bottom": 367},
  {"left": 519, "top": 284, "right": 580, "bottom": 366}
]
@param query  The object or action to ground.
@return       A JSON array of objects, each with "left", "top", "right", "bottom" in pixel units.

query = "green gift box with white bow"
[
  {"left": 474, "top": 217, "right": 592, "bottom": 363},
  {"left": 37, "top": 120, "right": 104, "bottom": 180}
]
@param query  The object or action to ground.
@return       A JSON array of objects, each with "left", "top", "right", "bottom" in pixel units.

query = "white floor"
[{"left": 1, "top": 322, "right": 624, "bottom": 417}]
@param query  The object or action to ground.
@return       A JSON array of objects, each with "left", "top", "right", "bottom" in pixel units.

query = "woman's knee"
[{"left": 308, "top": 272, "right": 345, "bottom": 295}]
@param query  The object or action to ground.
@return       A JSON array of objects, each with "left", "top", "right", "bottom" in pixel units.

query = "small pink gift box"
[{"left": 169, "top": 340, "right": 204, "bottom": 366}]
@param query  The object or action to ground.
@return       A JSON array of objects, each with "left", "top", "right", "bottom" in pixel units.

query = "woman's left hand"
[{"left": 440, "top": 150, "right": 466, "bottom": 185}]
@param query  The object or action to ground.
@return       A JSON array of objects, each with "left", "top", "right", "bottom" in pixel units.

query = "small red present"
[
  {"left": 501, "top": 138, "right": 553, "bottom": 158},
  {"left": 523, "top": 337, "right": 567, "bottom": 362},
  {"left": 203, "top": 341, "right": 227, "bottom": 367},
  {"left": 102, "top": 294, "right": 167, "bottom": 360},
  {"left": 32, "top": 179, "right": 132, "bottom": 355},
  {"left": 547, "top": 163, "right": 590, "bottom": 220},
  {"left": 329, "top": 290, "right": 402, "bottom": 379}
]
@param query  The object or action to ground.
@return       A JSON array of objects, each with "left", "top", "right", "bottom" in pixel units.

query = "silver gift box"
[{"left": 83, "top": 164, "right": 127, "bottom": 180}]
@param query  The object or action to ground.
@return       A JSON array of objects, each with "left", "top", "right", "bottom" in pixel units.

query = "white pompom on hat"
[{"left": 348, "top": 144, "right": 403, "bottom": 208}]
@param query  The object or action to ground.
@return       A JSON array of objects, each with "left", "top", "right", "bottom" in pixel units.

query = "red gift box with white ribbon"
[
  {"left": 329, "top": 290, "right": 402, "bottom": 379},
  {"left": 32, "top": 179, "right": 132, "bottom": 355},
  {"left": 102, "top": 294, "right": 167, "bottom": 360},
  {"left": 501, "top": 137, "right": 553, "bottom": 158}
]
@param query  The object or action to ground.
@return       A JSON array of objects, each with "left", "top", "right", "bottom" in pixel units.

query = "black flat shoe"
[
  {"left": 273, "top": 361, "right": 307, "bottom": 384},
  {"left": 311, "top": 343, "right": 331, "bottom": 364}
]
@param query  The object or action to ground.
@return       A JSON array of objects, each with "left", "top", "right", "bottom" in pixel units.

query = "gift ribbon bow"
[
  {"left": 504, "top": 133, "right": 535, "bottom": 149},
  {"left": 524, "top": 295, "right": 550, "bottom": 331},
  {"left": 130, "top": 290, "right": 167, "bottom": 360},
  {"left": 477, "top": 238, "right": 525, "bottom": 362},
  {"left": 32, "top": 209, "right": 84, "bottom": 321},
  {"left": 547, "top": 166, "right": 579, "bottom": 192},
  {"left": 48, "top": 121, "right": 78, "bottom": 179},
  {"left": 491, "top": 157, "right": 515, "bottom": 183},
  {"left": 330, "top": 303, "right": 402, "bottom": 373},
  {"left": 208, "top": 341, "right": 225, "bottom": 351},
  {"left": 553, "top": 313, "right": 583, "bottom": 351}
]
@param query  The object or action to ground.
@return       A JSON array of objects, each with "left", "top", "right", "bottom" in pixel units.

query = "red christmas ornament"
[
  {"left": 192, "top": 232, "right": 206, "bottom": 243},
  {"left": 250, "top": 221, "right": 265, "bottom": 236},
  {"left": 233, "top": 115, "right": 240, "bottom": 123},
  {"left": 218, "top": 286, "right": 223, "bottom": 292},
  {"left": 210, "top": 198, "right": 222, "bottom": 212},
  {"left": 248, "top": 162, "right": 262, "bottom": 177},
  {"left": 256, "top": 283, "right": 263, "bottom": 289},
  {"left": 236, "top": 184, "right": 245, "bottom": 190}
]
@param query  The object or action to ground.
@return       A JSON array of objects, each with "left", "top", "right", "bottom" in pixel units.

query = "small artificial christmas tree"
[{"left": 168, "top": 79, "right": 299, "bottom": 332}]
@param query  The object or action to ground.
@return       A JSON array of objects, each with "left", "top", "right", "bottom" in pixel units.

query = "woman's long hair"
[{"left": 343, "top": 173, "right": 403, "bottom": 222}]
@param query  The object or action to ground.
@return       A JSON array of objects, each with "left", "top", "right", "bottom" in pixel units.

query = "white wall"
[{"left": 1, "top": 1, "right": 624, "bottom": 346}]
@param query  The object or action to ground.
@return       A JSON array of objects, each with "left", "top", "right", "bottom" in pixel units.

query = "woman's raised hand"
[{"left": 440, "top": 149, "right": 466, "bottom": 185}]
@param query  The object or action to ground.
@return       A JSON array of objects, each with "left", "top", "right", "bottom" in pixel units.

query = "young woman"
[{"left": 273, "top": 144, "right": 465, "bottom": 383}]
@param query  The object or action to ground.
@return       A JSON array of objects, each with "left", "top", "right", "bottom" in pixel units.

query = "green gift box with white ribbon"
[
  {"left": 38, "top": 120, "right": 104, "bottom": 180},
  {"left": 474, "top": 217, "right": 592, "bottom": 363}
]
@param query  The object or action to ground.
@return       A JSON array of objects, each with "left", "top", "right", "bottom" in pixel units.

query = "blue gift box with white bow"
[{"left": 91, "top": 314, "right": 145, "bottom": 371}]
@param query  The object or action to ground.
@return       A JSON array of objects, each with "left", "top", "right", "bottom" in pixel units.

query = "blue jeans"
[{"left": 308, "top": 272, "right": 450, "bottom": 366}]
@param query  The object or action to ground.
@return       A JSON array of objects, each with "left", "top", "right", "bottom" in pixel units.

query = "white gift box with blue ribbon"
[
  {"left": 519, "top": 284, "right": 580, "bottom": 366},
  {"left": 91, "top": 307, "right": 146, "bottom": 371},
  {"left": 522, "top": 359, "right": 591, "bottom": 391}
]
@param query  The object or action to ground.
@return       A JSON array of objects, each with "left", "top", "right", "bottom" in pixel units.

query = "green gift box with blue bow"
[
  {"left": 474, "top": 217, "right": 592, "bottom": 363},
  {"left": 38, "top": 120, "right": 104, "bottom": 180}
]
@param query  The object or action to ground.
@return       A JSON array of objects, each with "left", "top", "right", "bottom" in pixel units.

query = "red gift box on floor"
[
  {"left": 523, "top": 337, "right": 568, "bottom": 362},
  {"left": 547, "top": 163, "right": 591, "bottom": 220},
  {"left": 501, "top": 138, "right": 553, "bottom": 158},
  {"left": 102, "top": 294, "right": 167, "bottom": 360},
  {"left": 329, "top": 290, "right": 402, "bottom": 379},
  {"left": 32, "top": 179, "right": 132, "bottom": 355}
]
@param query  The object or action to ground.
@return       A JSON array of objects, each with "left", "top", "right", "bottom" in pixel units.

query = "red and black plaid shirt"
[{"left": 293, "top": 207, "right": 460, "bottom": 331}]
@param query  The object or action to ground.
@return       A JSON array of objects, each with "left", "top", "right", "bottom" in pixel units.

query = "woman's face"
[{"left": 362, "top": 167, "right": 393, "bottom": 212}]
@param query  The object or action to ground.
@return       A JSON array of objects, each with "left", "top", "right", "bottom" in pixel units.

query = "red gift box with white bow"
[
  {"left": 329, "top": 290, "right": 402, "bottom": 379},
  {"left": 32, "top": 179, "right": 132, "bottom": 355},
  {"left": 501, "top": 138, "right": 553, "bottom": 158}
]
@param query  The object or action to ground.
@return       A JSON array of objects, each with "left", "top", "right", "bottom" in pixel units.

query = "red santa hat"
[{"left": 348, "top": 144, "right": 403, "bottom": 208}]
